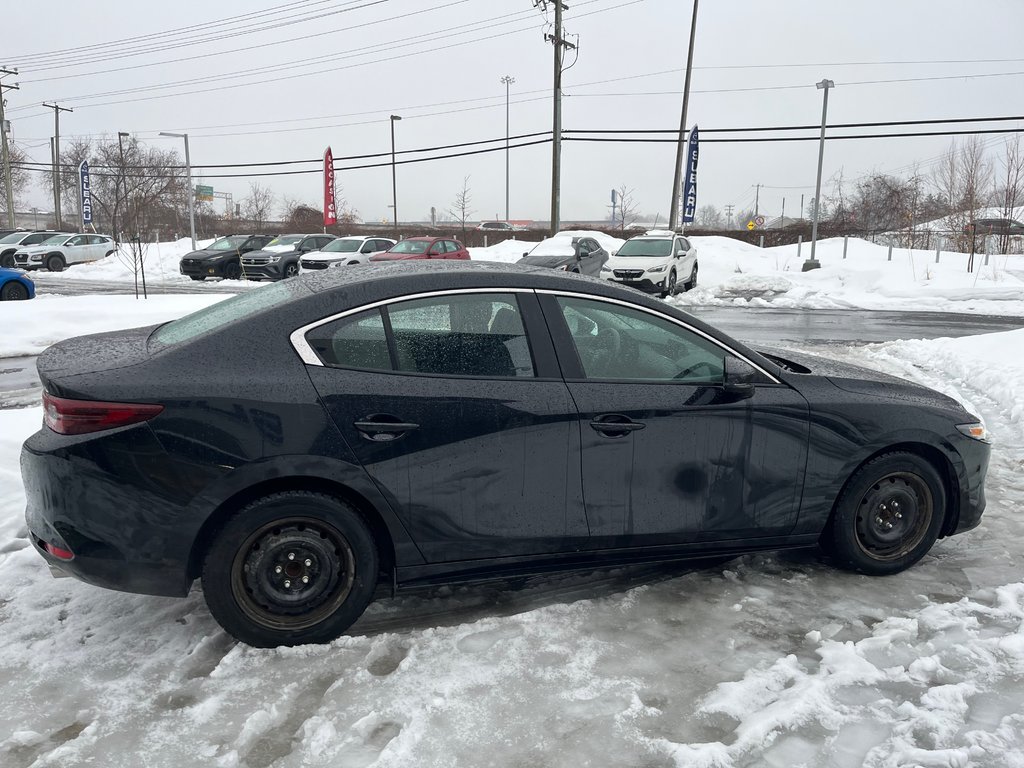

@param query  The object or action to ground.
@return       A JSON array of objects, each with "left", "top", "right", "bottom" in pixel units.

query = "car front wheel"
[
  {"left": 1, "top": 281, "right": 29, "bottom": 300},
  {"left": 223, "top": 262, "right": 242, "bottom": 280},
  {"left": 823, "top": 452, "right": 946, "bottom": 575},
  {"left": 283, "top": 262, "right": 299, "bottom": 278},
  {"left": 202, "top": 491, "right": 379, "bottom": 647},
  {"left": 46, "top": 254, "right": 66, "bottom": 272},
  {"left": 660, "top": 270, "right": 677, "bottom": 298}
]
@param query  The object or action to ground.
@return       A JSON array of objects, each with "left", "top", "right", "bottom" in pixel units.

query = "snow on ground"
[
  {"left": 0, "top": 299, "right": 1023, "bottom": 765},
  {"left": 38, "top": 237, "right": 214, "bottom": 284},
  {"left": 670, "top": 235, "right": 1024, "bottom": 316},
  {"left": 0, "top": 294, "right": 231, "bottom": 358}
]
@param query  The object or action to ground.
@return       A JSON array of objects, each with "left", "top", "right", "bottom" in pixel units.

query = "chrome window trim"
[
  {"left": 536, "top": 288, "right": 782, "bottom": 384},
  {"left": 289, "top": 287, "right": 535, "bottom": 366}
]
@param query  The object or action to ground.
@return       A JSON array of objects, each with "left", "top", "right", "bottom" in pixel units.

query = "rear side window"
[{"left": 304, "top": 293, "right": 535, "bottom": 378}]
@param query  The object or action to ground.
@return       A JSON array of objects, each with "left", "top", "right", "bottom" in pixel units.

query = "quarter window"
[
  {"left": 556, "top": 296, "right": 726, "bottom": 383},
  {"left": 307, "top": 309, "right": 391, "bottom": 371}
]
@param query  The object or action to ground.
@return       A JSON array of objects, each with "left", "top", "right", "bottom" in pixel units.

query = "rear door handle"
[
  {"left": 589, "top": 415, "right": 646, "bottom": 437},
  {"left": 354, "top": 417, "right": 419, "bottom": 442}
]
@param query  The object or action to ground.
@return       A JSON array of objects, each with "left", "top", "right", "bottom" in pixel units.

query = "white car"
[
  {"left": 298, "top": 236, "right": 396, "bottom": 273},
  {"left": 600, "top": 229, "right": 698, "bottom": 298},
  {"left": 13, "top": 233, "right": 116, "bottom": 272}
]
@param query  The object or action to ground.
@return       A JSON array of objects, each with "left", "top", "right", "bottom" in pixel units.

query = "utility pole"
[
  {"left": 753, "top": 183, "right": 762, "bottom": 217},
  {"left": 781, "top": 197, "right": 786, "bottom": 228},
  {"left": 42, "top": 102, "right": 72, "bottom": 229},
  {"left": 724, "top": 204, "right": 734, "bottom": 229},
  {"left": 540, "top": 0, "right": 575, "bottom": 236},
  {"left": 668, "top": 0, "right": 699, "bottom": 231},
  {"left": 0, "top": 67, "right": 19, "bottom": 229},
  {"left": 805, "top": 78, "right": 834, "bottom": 271},
  {"left": 159, "top": 132, "right": 196, "bottom": 250},
  {"left": 500, "top": 74, "right": 515, "bottom": 223},
  {"left": 389, "top": 114, "right": 402, "bottom": 230}
]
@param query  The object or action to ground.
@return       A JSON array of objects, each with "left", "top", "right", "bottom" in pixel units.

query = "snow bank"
[
  {"left": 470, "top": 230, "right": 627, "bottom": 263},
  {"left": 39, "top": 237, "right": 215, "bottom": 284}
]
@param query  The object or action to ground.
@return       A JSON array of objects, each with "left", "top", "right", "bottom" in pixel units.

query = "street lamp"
[
  {"left": 117, "top": 132, "right": 130, "bottom": 242},
  {"left": 159, "top": 131, "right": 196, "bottom": 250},
  {"left": 389, "top": 115, "right": 402, "bottom": 230},
  {"left": 500, "top": 75, "right": 515, "bottom": 223},
  {"left": 804, "top": 78, "right": 834, "bottom": 272}
]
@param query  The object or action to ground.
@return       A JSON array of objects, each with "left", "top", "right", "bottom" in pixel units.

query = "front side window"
[
  {"left": 208, "top": 236, "right": 248, "bottom": 251},
  {"left": 556, "top": 296, "right": 725, "bottom": 383},
  {"left": 67, "top": 235, "right": 87, "bottom": 247},
  {"left": 305, "top": 293, "right": 534, "bottom": 378}
]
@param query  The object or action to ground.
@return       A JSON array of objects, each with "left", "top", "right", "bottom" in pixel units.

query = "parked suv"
[
  {"left": 1, "top": 230, "right": 65, "bottom": 268},
  {"left": 600, "top": 229, "right": 698, "bottom": 297},
  {"left": 299, "top": 236, "right": 396, "bottom": 273},
  {"left": 369, "top": 237, "right": 470, "bottom": 262},
  {"left": 241, "top": 233, "right": 336, "bottom": 280},
  {"left": 179, "top": 234, "right": 274, "bottom": 281},
  {"left": 13, "top": 233, "right": 116, "bottom": 272}
]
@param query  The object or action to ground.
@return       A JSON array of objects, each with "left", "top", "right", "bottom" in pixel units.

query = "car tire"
[
  {"left": 823, "top": 452, "right": 946, "bottom": 576},
  {"left": 684, "top": 263, "right": 698, "bottom": 291},
  {"left": 105, "top": 250, "right": 115, "bottom": 258},
  {"left": 348, "top": 260, "right": 361, "bottom": 266},
  {"left": 660, "top": 270, "right": 677, "bottom": 299},
  {"left": 201, "top": 491, "right": 379, "bottom": 647},
  {"left": 189, "top": 275, "right": 205, "bottom": 281},
  {"left": 283, "top": 262, "right": 299, "bottom": 279},
  {"left": 46, "top": 254, "right": 66, "bottom": 273},
  {"left": 223, "top": 262, "right": 242, "bottom": 281},
  {"left": 0, "top": 252, "right": 13, "bottom": 268},
  {"left": 1, "top": 281, "right": 29, "bottom": 300}
]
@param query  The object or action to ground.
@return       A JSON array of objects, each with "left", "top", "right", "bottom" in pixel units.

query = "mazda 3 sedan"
[{"left": 23, "top": 263, "right": 989, "bottom": 647}]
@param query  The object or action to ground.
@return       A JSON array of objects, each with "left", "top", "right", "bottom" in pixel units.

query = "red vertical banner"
[{"left": 323, "top": 146, "right": 337, "bottom": 226}]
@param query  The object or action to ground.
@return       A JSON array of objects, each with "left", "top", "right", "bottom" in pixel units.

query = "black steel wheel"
[
  {"left": 1, "top": 281, "right": 29, "bottom": 300},
  {"left": 824, "top": 452, "right": 946, "bottom": 575},
  {"left": 202, "top": 491, "right": 379, "bottom": 647}
]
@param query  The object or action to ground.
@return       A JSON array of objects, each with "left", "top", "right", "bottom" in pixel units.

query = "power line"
[{"left": 564, "top": 127, "right": 1024, "bottom": 144}]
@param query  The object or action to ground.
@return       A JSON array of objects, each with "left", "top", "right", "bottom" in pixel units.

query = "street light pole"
[
  {"left": 389, "top": 115, "right": 402, "bottom": 230},
  {"left": 160, "top": 131, "right": 196, "bottom": 250},
  {"left": 500, "top": 75, "right": 515, "bottom": 223},
  {"left": 668, "top": 0, "right": 699, "bottom": 231},
  {"left": 805, "top": 78, "right": 834, "bottom": 271}
]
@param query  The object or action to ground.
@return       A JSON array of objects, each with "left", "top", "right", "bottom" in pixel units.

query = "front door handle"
[
  {"left": 589, "top": 415, "right": 646, "bottom": 437},
  {"left": 354, "top": 416, "right": 419, "bottom": 442}
]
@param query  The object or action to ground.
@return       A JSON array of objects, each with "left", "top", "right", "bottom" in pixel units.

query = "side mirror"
[
  {"left": 571, "top": 237, "right": 580, "bottom": 247},
  {"left": 723, "top": 356, "right": 755, "bottom": 400},
  {"left": 522, "top": 252, "right": 529, "bottom": 258}
]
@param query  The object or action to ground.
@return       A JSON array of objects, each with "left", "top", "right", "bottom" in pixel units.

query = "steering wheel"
[{"left": 675, "top": 361, "right": 718, "bottom": 381}]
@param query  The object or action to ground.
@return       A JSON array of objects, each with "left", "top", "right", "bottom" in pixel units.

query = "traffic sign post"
[{"left": 746, "top": 220, "right": 755, "bottom": 231}]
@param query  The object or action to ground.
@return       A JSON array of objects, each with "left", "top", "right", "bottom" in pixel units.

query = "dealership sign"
[{"left": 78, "top": 160, "right": 93, "bottom": 225}]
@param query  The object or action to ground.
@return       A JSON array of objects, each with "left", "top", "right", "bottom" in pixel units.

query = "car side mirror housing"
[{"left": 723, "top": 356, "right": 756, "bottom": 400}]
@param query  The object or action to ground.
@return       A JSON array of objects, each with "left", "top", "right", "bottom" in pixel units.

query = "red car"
[{"left": 369, "top": 236, "right": 470, "bottom": 262}]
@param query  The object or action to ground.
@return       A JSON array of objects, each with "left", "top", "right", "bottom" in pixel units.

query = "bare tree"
[
  {"left": 932, "top": 137, "right": 995, "bottom": 253},
  {"left": 610, "top": 184, "right": 640, "bottom": 232},
  {"left": 0, "top": 144, "right": 30, "bottom": 218},
  {"left": 995, "top": 135, "right": 1024, "bottom": 254},
  {"left": 448, "top": 176, "right": 474, "bottom": 236},
  {"left": 695, "top": 204, "right": 722, "bottom": 228},
  {"left": 242, "top": 182, "right": 275, "bottom": 230}
]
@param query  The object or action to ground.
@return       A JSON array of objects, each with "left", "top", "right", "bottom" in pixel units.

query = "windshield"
[
  {"left": 389, "top": 240, "right": 430, "bottom": 254},
  {"left": 208, "top": 236, "right": 248, "bottom": 251},
  {"left": 0, "top": 232, "right": 27, "bottom": 244},
  {"left": 40, "top": 234, "right": 73, "bottom": 246},
  {"left": 266, "top": 235, "right": 303, "bottom": 248},
  {"left": 322, "top": 239, "right": 362, "bottom": 253},
  {"left": 151, "top": 281, "right": 302, "bottom": 347},
  {"left": 616, "top": 239, "right": 672, "bottom": 257}
]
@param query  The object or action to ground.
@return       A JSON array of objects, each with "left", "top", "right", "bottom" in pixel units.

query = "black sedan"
[
  {"left": 22, "top": 263, "right": 989, "bottom": 647},
  {"left": 179, "top": 234, "right": 275, "bottom": 281}
]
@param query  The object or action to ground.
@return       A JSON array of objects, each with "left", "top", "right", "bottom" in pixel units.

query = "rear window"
[{"left": 151, "top": 281, "right": 302, "bottom": 347}]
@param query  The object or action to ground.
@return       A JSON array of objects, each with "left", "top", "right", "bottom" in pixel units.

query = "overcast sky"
[{"left": 5, "top": 0, "right": 1024, "bottom": 226}]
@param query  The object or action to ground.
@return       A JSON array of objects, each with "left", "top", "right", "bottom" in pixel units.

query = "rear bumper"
[{"left": 21, "top": 426, "right": 195, "bottom": 598}]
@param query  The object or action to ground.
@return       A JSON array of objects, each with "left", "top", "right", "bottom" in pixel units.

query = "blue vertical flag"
[
  {"left": 681, "top": 125, "right": 699, "bottom": 224},
  {"left": 79, "top": 160, "right": 93, "bottom": 225}
]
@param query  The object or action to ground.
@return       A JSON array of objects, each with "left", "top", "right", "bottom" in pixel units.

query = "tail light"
[{"left": 43, "top": 392, "right": 164, "bottom": 436}]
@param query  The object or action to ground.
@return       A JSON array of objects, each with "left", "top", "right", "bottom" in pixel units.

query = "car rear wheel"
[
  {"left": 46, "top": 254, "right": 66, "bottom": 272},
  {"left": 684, "top": 263, "right": 698, "bottom": 291},
  {"left": 202, "top": 491, "right": 379, "bottom": 647},
  {"left": 823, "top": 452, "right": 946, "bottom": 575},
  {"left": 1, "top": 281, "right": 29, "bottom": 300}
]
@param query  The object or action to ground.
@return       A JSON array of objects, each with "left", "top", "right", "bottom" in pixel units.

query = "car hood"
[
  {"left": 0, "top": 267, "right": 30, "bottom": 280},
  {"left": 16, "top": 245, "right": 66, "bottom": 255},
  {"left": 303, "top": 251, "right": 359, "bottom": 260},
  {"left": 247, "top": 247, "right": 299, "bottom": 258},
  {"left": 184, "top": 248, "right": 234, "bottom": 260},
  {"left": 759, "top": 346, "right": 965, "bottom": 411},
  {"left": 518, "top": 253, "right": 573, "bottom": 268},
  {"left": 603, "top": 255, "right": 670, "bottom": 271}
]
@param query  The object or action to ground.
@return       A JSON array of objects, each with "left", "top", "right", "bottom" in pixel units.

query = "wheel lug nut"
[
  {"left": 302, "top": 576, "right": 309, "bottom": 584},
  {"left": 875, "top": 516, "right": 884, "bottom": 525},
  {"left": 304, "top": 559, "right": 312, "bottom": 567},
  {"left": 287, "top": 552, "right": 295, "bottom": 561},
  {"left": 274, "top": 565, "right": 283, "bottom": 574},
  {"left": 895, "top": 512, "right": 902, "bottom": 519},
  {"left": 284, "top": 579, "right": 291, "bottom": 588},
  {"left": 884, "top": 522, "right": 893, "bottom": 530}
]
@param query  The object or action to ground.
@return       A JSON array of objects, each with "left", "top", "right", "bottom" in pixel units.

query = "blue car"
[{"left": 0, "top": 267, "right": 35, "bottom": 300}]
